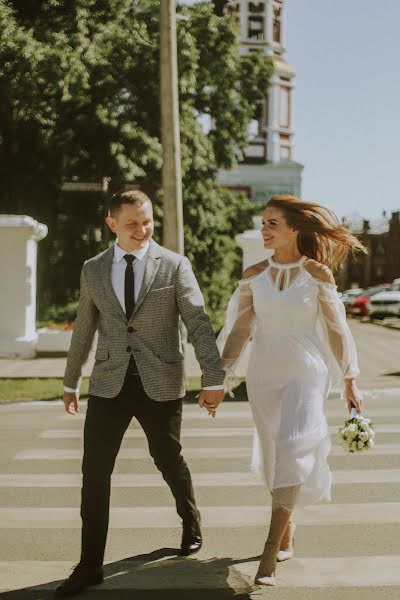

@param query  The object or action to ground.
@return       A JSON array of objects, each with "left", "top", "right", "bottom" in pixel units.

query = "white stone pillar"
[
  {"left": 265, "top": 0, "right": 274, "bottom": 55},
  {"left": 240, "top": 0, "right": 247, "bottom": 43},
  {"left": 280, "top": 0, "right": 287, "bottom": 51},
  {"left": 0, "top": 215, "right": 48, "bottom": 358},
  {"left": 267, "top": 73, "right": 281, "bottom": 163},
  {"left": 235, "top": 217, "right": 273, "bottom": 270}
]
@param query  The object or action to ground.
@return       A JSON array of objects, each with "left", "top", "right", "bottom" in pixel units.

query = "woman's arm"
[
  {"left": 305, "top": 260, "right": 362, "bottom": 412},
  {"left": 221, "top": 280, "right": 255, "bottom": 370}
]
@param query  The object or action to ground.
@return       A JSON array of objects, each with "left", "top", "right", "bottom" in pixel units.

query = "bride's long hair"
[{"left": 267, "top": 195, "right": 367, "bottom": 270}]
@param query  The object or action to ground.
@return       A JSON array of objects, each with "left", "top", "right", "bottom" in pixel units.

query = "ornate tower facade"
[{"left": 218, "top": 0, "right": 303, "bottom": 203}]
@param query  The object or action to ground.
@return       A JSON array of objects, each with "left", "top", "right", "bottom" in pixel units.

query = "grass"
[
  {"left": 0, "top": 377, "right": 248, "bottom": 404},
  {"left": 0, "top": 378, "right": 89, "bottom": 403}
]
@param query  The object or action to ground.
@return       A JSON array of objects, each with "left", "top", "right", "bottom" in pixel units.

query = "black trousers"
[{"left": 80, "top": 372, "right": 199, "bottom": 566}]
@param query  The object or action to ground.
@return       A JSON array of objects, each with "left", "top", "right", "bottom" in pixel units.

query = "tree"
[{"left": 0, "top": 0, "right": 272, "bottom": 327}]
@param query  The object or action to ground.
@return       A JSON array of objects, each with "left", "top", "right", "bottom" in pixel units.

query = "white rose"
[
  {"left": 359, "top": 433, "right": 368, "bottom": 442},
  {"left": 357, "top": 440, "right": 364, "bottom": 450},
  {"left": 348, "top": 424, "right": 358, "bottom": 432},
  {"left": 367, "top": 439, "right": 375, "bottom": 448}
]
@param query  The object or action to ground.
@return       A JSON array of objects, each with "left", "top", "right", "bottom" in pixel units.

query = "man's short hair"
[{"left": 108, "top": 190, "right": 152, "bottom": 216}]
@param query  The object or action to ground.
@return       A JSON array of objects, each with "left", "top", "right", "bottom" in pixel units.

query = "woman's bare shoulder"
[
  {"left": 242, "top": 260, "right": 269, "bottom": 280},
  {"left": 303, "top": 259, "right": 335, "bottom": 285}
]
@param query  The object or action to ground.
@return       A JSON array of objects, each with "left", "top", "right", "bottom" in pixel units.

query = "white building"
[{"left": 217, "top": 0, "right": 303, "bottom": 203}]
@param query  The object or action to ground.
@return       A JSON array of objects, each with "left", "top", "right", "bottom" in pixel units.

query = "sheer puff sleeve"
[
  {"left": 216, "top": 277, "right": 256, "bottom": 395},
  {"left": 304, "top": 260, "right": 360, "bottom": 382},
  {"left": 316, "top": 278, "right": 360, "bottom": 382}
]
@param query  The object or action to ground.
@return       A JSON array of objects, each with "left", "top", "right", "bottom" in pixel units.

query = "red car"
[{"left": 349, "top": 284, "right": 392, "bottom": 317}]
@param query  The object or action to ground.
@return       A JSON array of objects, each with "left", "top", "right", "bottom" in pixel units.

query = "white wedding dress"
[{"left": 218, "top": 255, "right": 360, "bottom": 506}]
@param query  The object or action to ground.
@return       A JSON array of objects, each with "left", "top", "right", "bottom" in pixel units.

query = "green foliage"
[
  {"left": 41, "top": 301, "right": 78, "bottom": 324},
  {"left": 0, "top": 0, "right": 272, "bottom": 327},
  {"left": 0, "top": 378, "right": 89, "bottom": 402}
]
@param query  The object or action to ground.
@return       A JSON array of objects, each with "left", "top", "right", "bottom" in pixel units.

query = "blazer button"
[
  {"left": 126, "top": 346, "right": 131, "bottom": 353},
  {"left": 128, "top": 326, "right": 134, "bottom": 333}
]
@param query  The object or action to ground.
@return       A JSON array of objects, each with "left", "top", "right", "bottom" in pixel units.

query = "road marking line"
[
  {"left": 39, "top": 427, "right": 255, "bottom": 439},
  {"left": 1, "top": 469, "right": 400, "bottom": 488},
  {"left": 57, "top": 406, "right": 400, "bottom": 421},
  {"left": 1, "top": 503, "right": 400, "bottom": 528},
  {"left": 39, "top": 423, "right": 400, "bottom": 439},
  {"left": 14, "top": 443, "right": 400, "bottom": 461}
]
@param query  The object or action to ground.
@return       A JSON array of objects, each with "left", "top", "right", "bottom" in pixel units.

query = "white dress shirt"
[
  {"left": 111, "top": 240, "right": 149, "bottom": 308},
  {"left": 64, "top": 240, "right": 223, "bottom": 393}
]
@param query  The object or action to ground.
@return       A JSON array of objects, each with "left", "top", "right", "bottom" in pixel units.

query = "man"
[{"left": 56, "top": 190, "right": 225, "bottom": 597}]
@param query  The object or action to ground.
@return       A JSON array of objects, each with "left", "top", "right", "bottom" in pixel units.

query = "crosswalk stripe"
[
  {"left": 58, "top": 406, "right": 400, "bottom": 420},
  {"left": 14, "top": 447, "right": 252, "bottom": 460},
  {"left": 1, "top": 469, "right": 400, "bottom": 488},
  {"left": 38, "top": 423, "right": 400, "bottom": 438},
  {"left": 1, "top": 503, "right": 400, "bottom": 528},
  {"left": 40, "top": 427, "right": 255, "bottom": 439},
  {"left": 13, "top": 444, "right": 400, "bottom": 461}
]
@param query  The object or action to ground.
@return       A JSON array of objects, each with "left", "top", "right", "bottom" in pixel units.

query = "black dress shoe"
[
  {"left": 55, "top": 563, "right": 104, "bottom": 597},
  {"left": 181, "top": 520, "right": 202, "bottom": 556}
]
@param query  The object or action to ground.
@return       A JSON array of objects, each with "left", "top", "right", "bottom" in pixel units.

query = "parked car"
[
  {"left": 348, "top": 284, "right": 392, "bottom": 317},
  {"left": 367, "top": 290, "right": 400, "bottom": 320},
  {"left": 340, "top": 288, "right": 365, "bottom": 313}
]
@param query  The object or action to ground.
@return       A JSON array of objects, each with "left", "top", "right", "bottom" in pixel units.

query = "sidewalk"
[{"left": 368, "top": 316, "right": 400, "bottom": 331}]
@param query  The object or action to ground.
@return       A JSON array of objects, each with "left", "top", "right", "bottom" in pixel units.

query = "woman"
[{"left": 218, "top": 195, "right": 366, "bottom": 586}]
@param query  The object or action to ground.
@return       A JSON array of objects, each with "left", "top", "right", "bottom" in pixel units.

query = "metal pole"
[{"left": 160, "top": 0, "right": 184, "bottom": 254}]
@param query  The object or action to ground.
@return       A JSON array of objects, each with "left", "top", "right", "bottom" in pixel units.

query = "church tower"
[{"left": 218, "top": 0, "right": 303, "bottom": 203}]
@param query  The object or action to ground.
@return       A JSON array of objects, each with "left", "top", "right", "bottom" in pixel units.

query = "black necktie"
[{"left": 123, "top": 254, "right": 136, "bottom": 320}]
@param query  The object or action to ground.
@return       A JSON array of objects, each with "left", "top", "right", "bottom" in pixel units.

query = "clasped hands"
[{"left": 197, "top": 389, "right": 225, "bottom": 417}]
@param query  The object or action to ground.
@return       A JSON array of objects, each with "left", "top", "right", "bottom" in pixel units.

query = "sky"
[
  {"left": 182, "top": 0, "right": 400, "bottom": 221},
  {"left": 285, "top": 0, "right": 400, "bottom": 220}
]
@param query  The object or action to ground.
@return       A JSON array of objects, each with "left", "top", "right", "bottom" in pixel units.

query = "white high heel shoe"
[
  {"left": 254, "top": 574, "right": 276, "bottom": 586},
  {"left": 254, "top": 542, "right": 278, "bottom": 586},
  {"left": 277, "top": 521, "right": 296, "bottom": 562}
]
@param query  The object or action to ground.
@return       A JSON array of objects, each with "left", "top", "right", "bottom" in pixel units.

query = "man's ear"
[{"left": 106, "top": 215, "right": 116, "bottom": 233}]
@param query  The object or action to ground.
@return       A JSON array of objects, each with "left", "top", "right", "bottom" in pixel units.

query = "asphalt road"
[{"left": 0, "top": 320, "right": 399, "bottom": 599}]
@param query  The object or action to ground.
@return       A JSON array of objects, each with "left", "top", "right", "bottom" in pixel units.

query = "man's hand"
[
  {"left": 197, "top": 389, "right": 225, "bottom": 417},
  {"left": 63, "top": 391, "right": 80, "bottom": 415}
]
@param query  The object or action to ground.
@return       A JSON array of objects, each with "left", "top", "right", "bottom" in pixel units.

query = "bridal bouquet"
[{"left": 337, "top": 407, "right": 375, "bottom": 453}]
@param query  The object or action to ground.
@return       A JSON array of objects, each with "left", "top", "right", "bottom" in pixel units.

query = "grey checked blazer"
[{"left": 64, "top": 239, "right": 224, "bottom": 401}]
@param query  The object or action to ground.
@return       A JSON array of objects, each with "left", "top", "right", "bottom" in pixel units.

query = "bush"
[{"left": 41, "top": 302, "right": 78, "bottom": 324}]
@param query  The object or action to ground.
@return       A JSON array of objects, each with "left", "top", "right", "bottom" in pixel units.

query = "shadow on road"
[{"left": 1, "top": 547, "right": 260, "bottom": 599}]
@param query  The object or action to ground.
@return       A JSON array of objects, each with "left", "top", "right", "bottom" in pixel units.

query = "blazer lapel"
[
  {"left": 132, "top": 239, "right": 162, "bottom": 318},
  {"left": 100, "top": 246, "right": 128, "bottom": 323}
]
